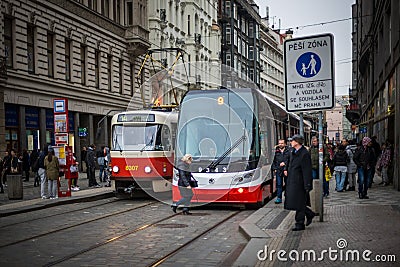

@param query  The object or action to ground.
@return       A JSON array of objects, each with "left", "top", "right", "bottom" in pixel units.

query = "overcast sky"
[{"left": 255, "top": 0, "right": 355, "bottom": 96}]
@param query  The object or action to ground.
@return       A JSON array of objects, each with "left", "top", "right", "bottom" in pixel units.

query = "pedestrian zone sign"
[{"left": 284, "top": 34, "right": 335, "bottom": 112}]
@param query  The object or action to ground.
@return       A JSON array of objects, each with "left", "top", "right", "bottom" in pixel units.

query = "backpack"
[{"left": 31, "top": 158, "right": 40, "bottom": 172}]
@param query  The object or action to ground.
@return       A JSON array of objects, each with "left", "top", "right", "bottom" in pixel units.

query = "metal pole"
[
  {"left": 299, "top": 112, "right": 304, "bottom": 137},
  {"left": 318, "top": 111, "right": 324, "bottom": 222}
]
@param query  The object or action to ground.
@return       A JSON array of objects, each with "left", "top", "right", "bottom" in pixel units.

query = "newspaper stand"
[{"left": 58, "top": 146, "right": 75, "bottom": 197}]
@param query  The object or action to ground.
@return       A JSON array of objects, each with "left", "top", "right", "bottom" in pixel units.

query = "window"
[
  {"left": 88, "top": 0, "right": 93, "bottom": 9},
  {"left": 188, "top": 15, "right": 191, "bottom": 35},
  {"left": 95, "top": 50, "right": 100, "bottom": 88},
  {"left": 119, "top": 59, "right": 123, "bottom": 94},
  {"left": 226, "top": 27, "right": 231, "bottom": 45},
  {"left": 249, "top": 22, "right": 254, "bottom": 38},
  {"left": 226, "top": 53, "right": 231, "bottom": 66},
  {"left": 65, "top": 39, "right": 71, "bottom": 81},
  {"left": 4, "top": 16, "right": 13, "bottom": 68},
  {"left": 116, "top": 0, "right": 121, "bottom": 24},
  {"left": 225, "top": 1, "right": 230, "bottom": 15},
  {"left": 27, "top": 24, "right": 35, "bottom": 74},
  {"left": 127, "top": 1, "right": 133, "bottom": 25},
  {"left": 249, "top": 46, "right": 254, "bottom": 60},
  {"left": 130, "top": 63, "right": 134, "bottom": 96},
  {"left": 47, "top": 32, "right": 54, "bottom": 77},
  {"left": 108, "top": 54, "right": 113, "bottom": 91},
  {"left": 80, "top": 45, "right": 87, "bottom": 85}
]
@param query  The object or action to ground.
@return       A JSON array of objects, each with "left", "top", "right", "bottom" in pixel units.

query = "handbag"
[
  {"left": 189, "top": 176, "right": 198, "bottom": 188},
  {"left": 325, "top": 165, "right": 331, "bottom": 182}
]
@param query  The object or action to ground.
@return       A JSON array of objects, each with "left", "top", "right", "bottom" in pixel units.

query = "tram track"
[
  {"left": 41, "top": 209, "right": 242, "bottom": 267},
  {"left": 0, "top": 198, "right": 122, "bottom": 228},
  {"left": 0, "top": 200, "right": 157, "bottom": 249}
]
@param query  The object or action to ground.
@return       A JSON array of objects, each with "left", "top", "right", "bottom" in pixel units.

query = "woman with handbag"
[
  {"left": 172, "top": 154, "right": 195, "bottom": 215},
  {"left": 44, "top": 146, "right": 59, "bottom": 199}
]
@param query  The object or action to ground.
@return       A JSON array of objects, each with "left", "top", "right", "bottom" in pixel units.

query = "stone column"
[
  {"left": 19, "top": 106, "right": 27, "bottom": 150},
  {"left": 0, "top": 86, "right": 5, "bottom": 153},
  {"left": 88, "top": 113, "right": 94, "bottom": 145},
  {"left": 74, "top": 112, "right": 81, "bottom": 163},
  {"left": 39, "top": 108, "right": 47, "bottom": 149}
]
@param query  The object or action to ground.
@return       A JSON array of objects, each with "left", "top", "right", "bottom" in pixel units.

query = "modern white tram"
[{"left": 173, "top": 88, "right": 310, "bottom": 207}]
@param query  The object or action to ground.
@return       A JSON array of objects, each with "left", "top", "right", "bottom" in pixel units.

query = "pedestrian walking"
[
  {"left": 38, "top": 145, "right": 49, "bottom": 199},
  {"left": 30, "top": 149, "right": 40, "bottom": 187},
  {"left": 332, "top": 145, "right": 349, "bottom": 192},
  {"left": 369, "top": 136, "right": 381, "bottom": 187},
  {"left": 86, "top": 144, "right": 100, "bottom": 187},
  {"left": 309, "top": 136, "right": 330, "bottom": 197},
  {"left": 22, "top": 149, "right": 30, "bottom": 181},
  {"left": 272, "top": 139, "right": 289, "bottom": 204},
  {"left": 45, "top": 146, "right": 59, "bottom": 199},
  {"left": 81, "top": 146, "right": 88, "bottom": 173},
  {"left": 97, "top": 146, "right": 106, "bottom": 182},
  {"left": 172, "top": 154, "right": 195, "bottom": 215},
  {"left": 1, "top": 151, "right": 10, "bottom": 187},
  {"left": 0, "top": 156, "right": 4, "bottom": 193},
  {"left": 354, "top": 137, "right": 377, "bottom": 199},
  {"left": 284, "top": 135, "right": 315, "bottom": 231},
  {"left": 345, "top": 140, "right": 357, "bottom": 191},
  {"left": 378, "top": 142, "right": 392, "bottom": 186}
]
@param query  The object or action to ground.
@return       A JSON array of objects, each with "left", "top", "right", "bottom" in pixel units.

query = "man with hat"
[{"left": 284, "top": 134, "right": 315, "bottom": 231}]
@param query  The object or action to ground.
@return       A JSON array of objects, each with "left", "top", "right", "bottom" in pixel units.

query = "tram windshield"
[
  {"left": 177, "top": 89, "right": 260, "bottom": 172},
  {"left": 112, "top": 124, "right": 171, "bottom": 151}
]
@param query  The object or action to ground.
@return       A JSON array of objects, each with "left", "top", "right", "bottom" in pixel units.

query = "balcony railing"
[{"left": 125, "top": 25, "right": 150, "bottom": 57}]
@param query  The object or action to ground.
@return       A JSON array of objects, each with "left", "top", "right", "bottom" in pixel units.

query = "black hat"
[{"left": 288, "top": 134, "right": 304, "bottom": 145}]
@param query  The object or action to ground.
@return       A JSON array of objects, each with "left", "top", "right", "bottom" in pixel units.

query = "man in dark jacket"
[
  {"left": 86, "top": 144, "right": 100, "bottom": 188},
  {"left": 284, "top": 135, "right": 315, "bottom": 231},
  {"left": 354, "top": 137, "right": 376, "bottom": 199},
  {"left": 272, "top": 139, "right": 290, "bottom": 204}
]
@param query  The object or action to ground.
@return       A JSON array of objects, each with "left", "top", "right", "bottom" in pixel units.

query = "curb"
[{"left": 0, "top": 191, "right": 114, "bottom": 217}]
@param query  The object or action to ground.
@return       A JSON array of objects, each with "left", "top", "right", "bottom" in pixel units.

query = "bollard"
[
  {"left": 310, "top": 179, "right": 320, "bottom": 215},
  {"left": 8, "top": 174, "right": 23, "bottom": 200}
]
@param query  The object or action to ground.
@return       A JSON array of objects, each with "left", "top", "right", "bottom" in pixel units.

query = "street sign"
[{"left": 284, "top": 34, "right": 335, "bottom": 112}]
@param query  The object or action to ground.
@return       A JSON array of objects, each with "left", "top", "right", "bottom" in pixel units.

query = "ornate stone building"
[{"left": 0, "top": 0, "right": 150, "bottom": 162}]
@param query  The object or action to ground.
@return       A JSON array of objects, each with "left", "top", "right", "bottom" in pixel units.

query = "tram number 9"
[{"left": 217, "top": 96, "right": 224, "bottom": 105}]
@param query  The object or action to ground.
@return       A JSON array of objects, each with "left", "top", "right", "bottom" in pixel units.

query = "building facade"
[
  {"left": 148, "top": 0, "right": 220, "bottom": 102},
  {"left": 218, "top": 0, "right": 261, "bottom": 88},
  {"left": 0, "top": 0, "right": 150, "bottom": 162},
  {"left": 259, "top": 18, "right": 284, "bottom": 104},
  {"left": 349, "top": 0, "right": 400, "bottom": 190}
]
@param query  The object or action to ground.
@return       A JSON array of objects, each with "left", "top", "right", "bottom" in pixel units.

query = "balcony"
[
  {"left": 345, "top": 102, "right": 361, "bottom": 125},
  {"left": 125, "top": 25, "right": 150, "bottom": 57}
]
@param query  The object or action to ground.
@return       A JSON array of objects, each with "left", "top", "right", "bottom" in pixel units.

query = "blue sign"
[
  {"left": 296, "top": 52, "right": 321, "bottom": 78},
  {"left": 5, "top": 104, "right": 18, "bottom": 127},
  {"left": 26, "top": 107, "right": 39, "bottom": 129},
  {"left": 54, "top": 99, "right": 66, "bottom": 113}
]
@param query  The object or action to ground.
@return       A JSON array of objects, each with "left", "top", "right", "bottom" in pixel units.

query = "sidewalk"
[
  {"left": 0, "top": 170, "right": 114, "bottom": 216},
  {"left": 235, "top": 175, "right": 400, "bottom": 266}
]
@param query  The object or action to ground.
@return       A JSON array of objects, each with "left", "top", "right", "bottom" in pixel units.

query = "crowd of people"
[
  {"left": 0, "top": 144, "right": 111, "bottom": 198},
  {"left": 272, "top": 134, "right": 394, "bottom": 231}
]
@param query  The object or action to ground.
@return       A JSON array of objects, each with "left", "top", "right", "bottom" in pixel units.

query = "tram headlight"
[
  {"left": 112, "top": 166, "right": 120, "bottom": 173},
  {"left": 144, "top": 166, "right": 152, "bottom": 173},
  {"left": 238, "top": 188, "right": 244, "bottom": 193}
]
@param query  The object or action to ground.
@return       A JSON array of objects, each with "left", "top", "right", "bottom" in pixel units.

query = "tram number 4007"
[{"left": 198, "top": 167, "right": 228, "bottom": 173}]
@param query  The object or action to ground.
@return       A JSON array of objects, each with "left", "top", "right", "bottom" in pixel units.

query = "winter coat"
[
  {"left": 353, "top": 146, "right": 377, "bottom": 170},
  {"left": 380, "top": 148, "right": 391, "bottom": 168},
  {"left": 176, "top": 160, "right": 192, "bottom": 187},
  {"left": 86, "top": 148, "right": 96, "bottom": 168},
  {"left": 44, "top": 156, "right": 59, "bottom": 180},
  {"left": 332, "top": 150, "right": 349, "bottom": 167},
  {"left": 309, "top": 145, "right": 330, "bottom": 170},
  {"left": 272, "top": 147, "right": 290, "bottom": 176},
  {"left": 284, "top": 146, "right": 313, "bottom": 211},
  {"left": 346, "top": 145, "right": 357, "bottom": 173}
]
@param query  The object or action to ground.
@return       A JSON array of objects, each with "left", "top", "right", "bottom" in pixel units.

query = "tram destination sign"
[{"left": 284, "top": 34, "right": 335, "bottom": 112}]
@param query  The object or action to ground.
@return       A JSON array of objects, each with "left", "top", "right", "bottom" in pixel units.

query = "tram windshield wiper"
[
  {"left": 202, "top": 134, "right": 247, "bottom": 172},
  {"left": 140, "top": 137, "right": 154, "bottom": 152}
]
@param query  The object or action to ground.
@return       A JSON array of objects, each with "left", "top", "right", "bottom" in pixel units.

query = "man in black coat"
[{"left": 284, "top": 135, "right": 315, "bottom": 231}]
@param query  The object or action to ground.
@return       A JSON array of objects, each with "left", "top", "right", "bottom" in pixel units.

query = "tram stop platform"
[
  {"left": 234, "top": 176, "right": 400, "bottom": 267},
  {"left": 0, "top": 170, "right": 114, "bottom": 216}
]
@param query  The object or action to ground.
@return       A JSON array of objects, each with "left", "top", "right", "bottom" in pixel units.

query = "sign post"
[{"left": 284, "top": 34, "right": 335, "bottom": 222}]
